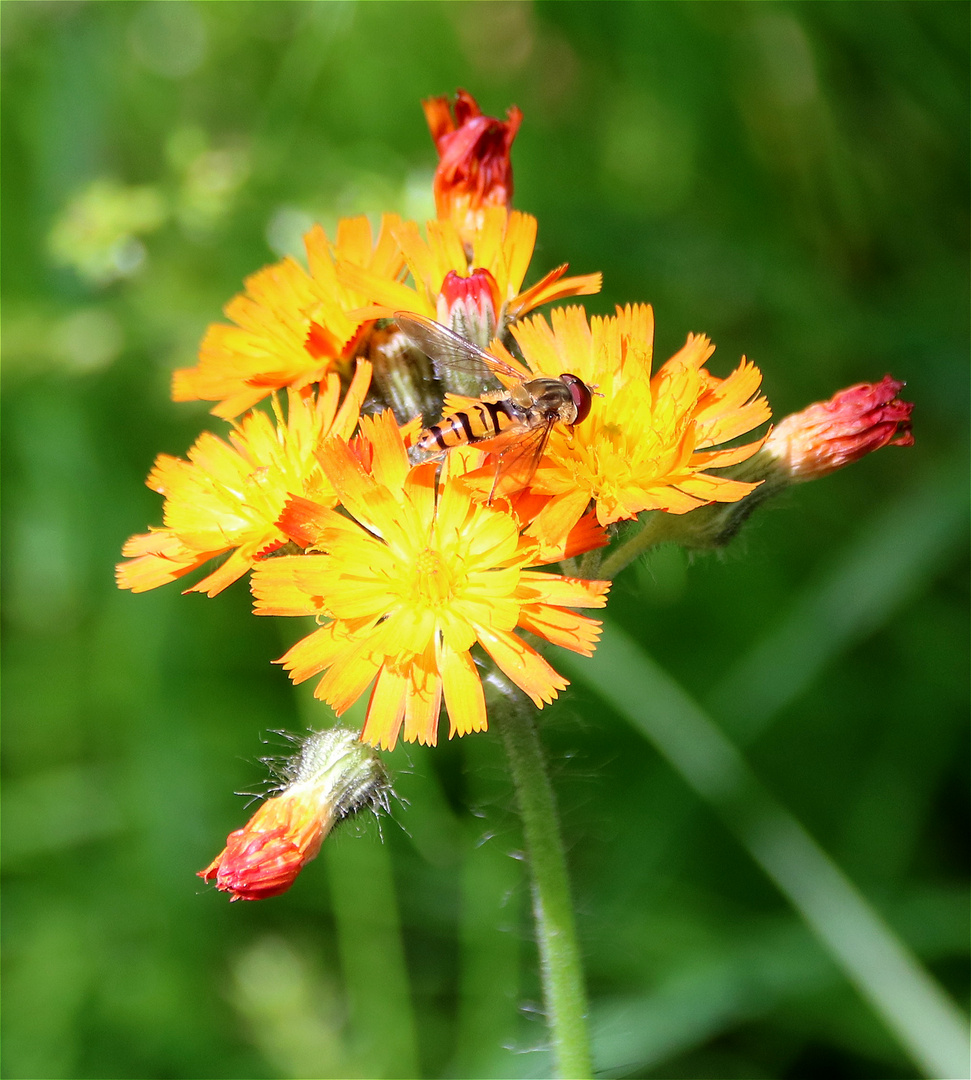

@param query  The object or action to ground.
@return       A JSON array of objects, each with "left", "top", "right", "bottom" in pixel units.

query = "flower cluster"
[{"left": 117, "top": 90, "right": 914, "bottom": 897}]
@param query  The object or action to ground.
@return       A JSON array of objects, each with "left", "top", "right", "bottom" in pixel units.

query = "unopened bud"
[
  {"left": 647, "top": 376, "right": 915, "bottom": 553},
  {"left": 198, "top": 728, "right": 390, "bottom": 902},
  {"left": 436, "top": 268, "right": 501, "bottom": 349},
  {"left": 366, "top": 323, "right": 441, "bottom": 425},
  {"left": 764, "top": 376, "right": 914, "bottom": 482}
]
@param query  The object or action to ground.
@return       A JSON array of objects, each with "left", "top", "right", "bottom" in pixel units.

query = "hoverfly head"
[{"left": 561, "top": 373, "right": 594, "bottom": 425}]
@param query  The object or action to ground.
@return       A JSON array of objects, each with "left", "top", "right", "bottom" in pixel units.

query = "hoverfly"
[{"left": 395, "top": 311, "right": 594, "bottom": 499}]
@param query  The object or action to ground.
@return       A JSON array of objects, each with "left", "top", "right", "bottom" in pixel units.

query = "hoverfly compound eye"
[{"left": 562, "top": 374, "right": 593, "bottom": 424}]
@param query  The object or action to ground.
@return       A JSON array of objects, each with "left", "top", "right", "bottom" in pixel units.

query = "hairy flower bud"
[{"left": 198, "top": 728, "right": 390, "bottom": 901}]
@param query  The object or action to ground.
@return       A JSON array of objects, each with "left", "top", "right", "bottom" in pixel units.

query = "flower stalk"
[
  {"left": 488, "top": 673, "right": 593, "bottom": 1080},
  {"left": 592, "top": 511, "right": 674, "bottom": 580}
]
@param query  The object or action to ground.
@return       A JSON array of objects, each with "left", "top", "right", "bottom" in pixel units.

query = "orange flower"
[
  {"left": 423, "top": 88, "right": 522, "bottom": 244},
  {"left": 199, "top": 728, "right": 389, "bottom": 901},
  {"left": 764, "top": 375, "right": 914, "bottom": 481},
  {"left": 172, "top": 215, "right": 404, "bottom": 418},
  {"left": 468, "top": 305, "right": 772, "bottom": 550},
  {"left": 339, "top": 207, "right": 600, "bottom": 349},
  {"left": 116, "top": 363, "right": 370, "bottom": 596},
  {"left": 250, "top": 411, "right": 610, "bottom": 750}
]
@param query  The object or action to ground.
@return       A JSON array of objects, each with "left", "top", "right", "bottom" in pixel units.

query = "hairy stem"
[
  {"left": 598, "top": 511, "right": 673, "bottom": 580},
  {"left": 489, "top": 675, "right": 593, "bottom": 1079}
]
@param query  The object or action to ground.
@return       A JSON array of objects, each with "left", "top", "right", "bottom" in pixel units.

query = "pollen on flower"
[
  {"left": 414, "top": 548, "right": 454, "bottom": 607},
  {"left": 462, "top": 304, "right": 772, "bottom": 552}
]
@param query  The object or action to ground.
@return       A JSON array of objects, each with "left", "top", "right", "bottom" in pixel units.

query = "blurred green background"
[{"left": 2, "top": 2, "right": 968, "bottom": 1078}]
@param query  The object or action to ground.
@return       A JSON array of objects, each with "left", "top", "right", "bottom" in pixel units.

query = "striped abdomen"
[{"left": 417, "top": 397, "right": 526, "bottom": 455}]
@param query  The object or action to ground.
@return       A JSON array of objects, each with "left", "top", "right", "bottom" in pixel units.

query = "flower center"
[{"left": 414, "top": 548, "right": 453, "bottom": 608}]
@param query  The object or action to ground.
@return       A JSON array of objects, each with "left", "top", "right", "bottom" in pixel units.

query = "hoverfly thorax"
[{"left": 521, "top": 374, "right": 593, "bottom": 427}]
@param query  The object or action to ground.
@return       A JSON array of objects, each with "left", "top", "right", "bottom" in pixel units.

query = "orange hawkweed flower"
[
  {"left": 339, "top": 207, "right": 601, "bottom": 348},
  {"left": 116, "top": 363, "right": 370, "bottom": 596},
  {"left": 199, "top": 728, "right": 389, "bottom": 901},
  {"left": 476, "top": 305, "right": 772, "bottom": 550},
  {"left": 250, "top": 411, "right": 610, "bottom": 751},
  {"left": 764, "top": 375, "right": 914, "bottom": 481},
  {"left": 423, "top": 88, "right": 522, "bottom": 244},
  {"left": 172, "top": 215, "right": 404, "bottom": 418}
]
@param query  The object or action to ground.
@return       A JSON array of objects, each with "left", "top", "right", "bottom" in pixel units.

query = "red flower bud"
[
  {"left": 423, "top": 89, "right": 522, "bottom": 244},
  {"left": 198, "top": 791, "right": 328, "bottom": 901},
  {"left": 765, "top": 375, "right": 914, "bottom": 482},
  {"left": 436, "top": 267, "right": 503, "bottom": 347}
]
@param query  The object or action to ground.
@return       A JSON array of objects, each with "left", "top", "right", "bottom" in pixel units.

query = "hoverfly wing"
[
  {"left": 474, "top": 415, "right": 556, "bottom": 500},
  {"left": 394, "top": 312, "right": 525, "bottom": 387}
]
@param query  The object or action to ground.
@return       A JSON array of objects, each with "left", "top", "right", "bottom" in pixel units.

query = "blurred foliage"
[{"left": 1, "top": 3, "right": 968, "bottom": 1079}]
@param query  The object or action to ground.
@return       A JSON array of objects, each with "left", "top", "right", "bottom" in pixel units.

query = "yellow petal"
[
  {"left": 438, "top": 639, "right": 487, "bottom": 738},
  {"left": 359, "top": 410, "right": 411, "bottom": 493},
  {"left": 402, "top": 643, "right": 443, "bottom": 746},
  {"left": 477, "top": 628, "right": 568, "bottom": 707},
  {"left": 362, "top": 664, "right": 408, "bottom": 750},
  {"left": 517, "top": 606, "right": 604, "bottom": 656},
  {"left": 516, "top": 572, "right": 610, "bottom": 609},
  {"left": 501, "top": 210, "right": 538, "bottom": 295}
]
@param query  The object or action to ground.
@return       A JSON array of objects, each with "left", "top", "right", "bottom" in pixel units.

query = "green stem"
[
  {"left": 575, "top": 546, "right": 601, "bottom": 581},
  {"left": 598, "top": 511, "right": 672, "bottom": 580},
  {"left": 488, "top": 675, "right": 593, "bottom": 1080}
]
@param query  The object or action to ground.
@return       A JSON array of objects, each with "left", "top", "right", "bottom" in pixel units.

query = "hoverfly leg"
[{"left": 487, "top": 458, "right": 503, "bottom": 506}]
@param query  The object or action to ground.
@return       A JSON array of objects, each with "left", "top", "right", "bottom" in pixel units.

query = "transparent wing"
[
  {"left": 475, "top": 416, "right": 555, "bottom": 499},
  {"left": 395, "top": 312, "right": 526, "bottom": 386}
]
